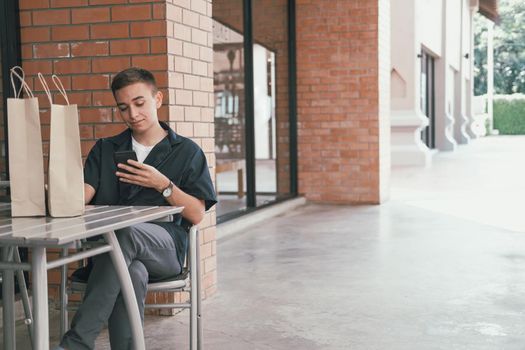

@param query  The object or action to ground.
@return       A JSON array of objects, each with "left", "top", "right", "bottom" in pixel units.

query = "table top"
[{"left": 0, "top": 204, "right": 184, "bottom": 246}]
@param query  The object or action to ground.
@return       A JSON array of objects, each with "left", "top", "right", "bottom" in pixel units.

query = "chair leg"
[
  {"left": 189, "top": 227, "right": 198, "bottom": 350},
  {"left": 14, "top": 247, "right": 34, "bottom": 345},
  {"left": 59, "top": 248, "right": 69, "bottom": 338},
  {"left": 195, "top": 228, "right": 202, "bottom": 350}
]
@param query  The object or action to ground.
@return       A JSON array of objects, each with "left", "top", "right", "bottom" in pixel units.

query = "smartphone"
[{"left": 114, "top": 151, "right": 138, "bottom": 174}]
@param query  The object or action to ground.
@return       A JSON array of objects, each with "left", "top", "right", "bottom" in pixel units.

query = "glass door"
[
  {"left": 213, "top": 0, "right": 297, "bottom": 221},
  {"left": 420, "top": 50, "right": 436, "bottom": 149},
  {"left": 252, "top": 0, "right": 292, "bottom": 207},
  {"left": 213, "top": 3, "right": 247, "bottom": 217}
]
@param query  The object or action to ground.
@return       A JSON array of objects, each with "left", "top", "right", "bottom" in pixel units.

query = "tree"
[{"left": 474, "top": 0, "right": 525, "bottom": 95}]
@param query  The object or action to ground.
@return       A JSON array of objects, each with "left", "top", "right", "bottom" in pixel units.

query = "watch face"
[{"left": 163, "top": 183, "right": 173, "bottom": 197}]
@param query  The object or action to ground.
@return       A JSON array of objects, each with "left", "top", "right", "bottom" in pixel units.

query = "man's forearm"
[{"left": 164, "top": 185, "right": 205, "bottom": 225}]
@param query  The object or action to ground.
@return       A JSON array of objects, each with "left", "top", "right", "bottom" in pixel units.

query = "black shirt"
[{"left": 84, "top": 121, "right": 217, "bottom": 267}]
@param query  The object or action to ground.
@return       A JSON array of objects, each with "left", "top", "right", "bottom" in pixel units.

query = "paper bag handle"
[
  {"left": 37, "top": 73, "right": 53, "bottom": 106},
  {"left": 10, "top": 66, "right": 34, "bottom": 99},
  {"left": 52, "top": 75, "right": 70, "bottom": 105}
]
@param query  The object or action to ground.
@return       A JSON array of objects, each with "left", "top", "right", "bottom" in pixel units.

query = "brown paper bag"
[
  {"left": 38, "top": 73, "right": 84, "bottom": 217},
  {"left": 7, "top": 67, "right": 46, "bottom": 216}
]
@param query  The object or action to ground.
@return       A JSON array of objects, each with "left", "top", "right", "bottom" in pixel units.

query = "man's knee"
[{"left": 115, "top": 226, "right": 140, "bottom": 251}]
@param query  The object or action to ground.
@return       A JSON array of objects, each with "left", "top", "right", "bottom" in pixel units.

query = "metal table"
[{"left": 0, "top": 204, "right": 183, "bottom": 350}]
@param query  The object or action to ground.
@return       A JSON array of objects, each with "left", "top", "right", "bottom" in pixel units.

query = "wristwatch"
[{"left": 162, "top": 181, "right": 174, "bottom": 198}]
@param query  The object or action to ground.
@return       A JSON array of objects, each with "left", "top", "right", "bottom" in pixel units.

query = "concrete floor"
[{"left": 10, "top": 136, "right": 525, "bottom": 349}]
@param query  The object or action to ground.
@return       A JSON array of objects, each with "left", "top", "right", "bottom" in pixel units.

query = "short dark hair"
[{"left": 111, "top": 67, "right": 158, "bottom": 95}]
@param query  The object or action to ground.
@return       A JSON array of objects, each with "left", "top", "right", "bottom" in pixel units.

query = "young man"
[{"left": 59, "top": 67, "right": 216, "bottom": 350}]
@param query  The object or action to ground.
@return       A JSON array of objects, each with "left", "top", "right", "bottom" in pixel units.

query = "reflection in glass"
[
  {"left": 253, "top": 0, "right": 291, "bottom": 207},
  {"left": 253, "top": 44, "right": 277, "bottom": 200},
  {"left": 213, "top": 19, "right": 247, "bottom": 217},
  {"left": 213, "top": 0, "right": 292, "bottom": 219}
]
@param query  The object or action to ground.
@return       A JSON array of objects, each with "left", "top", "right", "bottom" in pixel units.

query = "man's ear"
[{"left": 155, "top": 90, "right": 163, "bottom": 109}]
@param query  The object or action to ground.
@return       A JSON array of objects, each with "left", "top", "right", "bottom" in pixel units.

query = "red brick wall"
[
  {"left": 17, "top": 0, "right": 217, "bottom": 307},
  {"left": 18, "top": 0, "right": 170, "bottom": 165},
  {"left": 296, "top": 0, "right": 388, "bottom": 203}
]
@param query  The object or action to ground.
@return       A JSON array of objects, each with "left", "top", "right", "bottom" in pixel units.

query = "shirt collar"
[{"left": 106, "top": 121, "right": 182, "bottom": 147}]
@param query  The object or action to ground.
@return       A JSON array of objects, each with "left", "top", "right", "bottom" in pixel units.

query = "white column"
[
  {"left": 466, "top": 7, "right": 478, "bottom": 139},
  {"left": 390, "top": 0, "right": 433, "bottom": 166},
  {"left": 486, "top": 21, "right": 496, "bottom": 134},
  {"left": 454, "top": 0, "right": 471, "bottom": 145},
  {"left": 391, "top": 110, "right": 431, "bottom": 166},
  {"left": 435, "top": 0, "right": 458, "bottom": 151},
  {"left": 454, "top": 72, "right": 471, "bottom": 144}
]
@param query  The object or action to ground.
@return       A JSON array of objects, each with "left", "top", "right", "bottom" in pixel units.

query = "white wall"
[
  {"left": 416, "top": 0, "right": 443, "bottom": 56},
  {"left": 390, "top": 0, "right": 433, "bottom": 166},
  {"left": 391, "top": 0, "right": 417, "bottom": 111},
  {"left": 379, "top": 0, "right": 391, "bottom": 201},
  {"left": 391, "top": 0, "right": 477, "bottom": 163},
  {"left": 391, "top": 0, "right": 445, "bottom": 112},
  {"left": 446, "top": 0, "right": 462, "bottom": 70}
]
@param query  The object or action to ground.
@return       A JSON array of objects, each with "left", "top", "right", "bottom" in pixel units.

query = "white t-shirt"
[{"left": 131, "top": 136, "right": 155, "bottom": 163}]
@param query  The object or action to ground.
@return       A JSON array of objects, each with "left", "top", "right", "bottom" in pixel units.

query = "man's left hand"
[{"left": 116, "top": 159, "right": 170, "bottom": 193}]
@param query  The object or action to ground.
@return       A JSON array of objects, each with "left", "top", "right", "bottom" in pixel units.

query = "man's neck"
[{"left": 131, "top": 123, "right": 167, "bottom": 146}]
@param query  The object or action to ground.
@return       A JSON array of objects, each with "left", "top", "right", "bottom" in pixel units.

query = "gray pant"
[{"left": 61, "top": 223, "right": 181, "bottom": 350}]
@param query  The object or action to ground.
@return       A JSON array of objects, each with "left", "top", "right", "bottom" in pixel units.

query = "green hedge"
[{"left": 494, "top": 94, "right": 525, "bottom": 134}]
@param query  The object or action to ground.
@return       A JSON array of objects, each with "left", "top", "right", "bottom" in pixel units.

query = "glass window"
[
  {"left": 213, "top": 0, "right": 293, "bottom": 220},
  {"left": 213, "top": 1, "right": 247, "bottom": 217},
  {"left": 253, "top": 0, "right": 291, "bottom": 206}
]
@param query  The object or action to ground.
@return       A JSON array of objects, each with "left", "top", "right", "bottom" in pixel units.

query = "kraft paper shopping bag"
[
  {"left": 38, "top": 73, "right": 84, "bottom": 217},
  {"left": 7, "top": 67, "right": 46, "bottom": 216}
]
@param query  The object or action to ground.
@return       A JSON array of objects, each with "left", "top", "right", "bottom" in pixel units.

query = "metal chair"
[
  {"left": 59, "top": 225, "right": 203, "bottom": 349},
  {"left": 0, "top": 246, "right": 35, "bottom": 345}
]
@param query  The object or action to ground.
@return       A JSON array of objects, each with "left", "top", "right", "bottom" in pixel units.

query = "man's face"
[{"left": 114, "top": 82, "right": 163, "bottom": 133}]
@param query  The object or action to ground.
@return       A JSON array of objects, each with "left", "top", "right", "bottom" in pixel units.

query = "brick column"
[
  {"left": 18, "top": 0, "right": 217, "bottom": 308},
  {"left": 165, "top": 0, "right": 217, "bottom": 302},
  {"left": 296, "top": 0, "right": 390, "bottom": 204}
]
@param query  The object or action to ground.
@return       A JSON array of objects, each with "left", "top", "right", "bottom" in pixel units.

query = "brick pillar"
[
  {"left": 296, "top": 0, "right": 390, "bottom": 204},
  {"left": 18, "top": 0, "right": 217, "bottom": 307},
  {"left": 164, "top": 0, "right": 217, "bottom": 301}
]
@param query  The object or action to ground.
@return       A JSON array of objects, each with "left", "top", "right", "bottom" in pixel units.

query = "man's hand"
[
  {"left": 84, "top": 183, "right": 96, "bottom": 204},
  {"left": 116, "top": 159, "right": 169, "bottom": 192},
  {"left": 116, "top": 159, "right": 205, "bottom": 225}
]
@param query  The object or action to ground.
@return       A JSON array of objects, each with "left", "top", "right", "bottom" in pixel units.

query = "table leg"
[
  {"left": 2, "top": 247, "right": 15, "bottom": 350},
  {"left": 32, "top": 247, "right": 49, "bottom": 350},
  {"left": 104, "top": 230, "right": 146, "bottom": 350}
]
